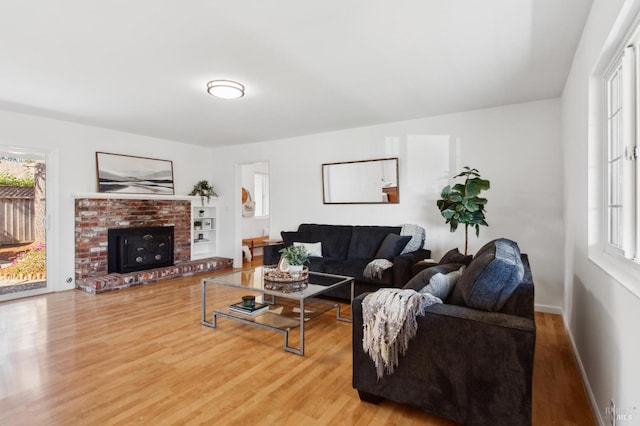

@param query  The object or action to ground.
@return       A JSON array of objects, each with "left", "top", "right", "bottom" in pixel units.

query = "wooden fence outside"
[{"left": 0, "top": 196, "right": 35, "bottom": 244}]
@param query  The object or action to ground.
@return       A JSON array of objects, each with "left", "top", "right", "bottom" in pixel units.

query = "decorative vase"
[{"left": 277, "top": 257, "right": 290, "bottom": 272}]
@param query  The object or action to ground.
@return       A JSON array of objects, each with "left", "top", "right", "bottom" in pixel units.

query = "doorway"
[
  {"left": 0, "top": 149, "right": 48, "bottom": 298},
  {"left": 240, "top": 161, "right": 270, "bottom": 263}
]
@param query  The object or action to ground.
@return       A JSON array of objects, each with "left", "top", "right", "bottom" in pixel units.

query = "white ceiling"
[{"left": 0, "top": 0, "right": 592, "bottom": 147}]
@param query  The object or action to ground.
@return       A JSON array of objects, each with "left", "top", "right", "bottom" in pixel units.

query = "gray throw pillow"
[
  {"left": 403, "top": 263, "right": 464, "bottom": 293},
  {"left": 418, "top": 266, "right": 465, "bottom": 300},
  {"left": 375, "top": 234, "right": 412, "bottom": 260},
  {"left": 456, "top": 238, "right": 525, "bottom": 311}
]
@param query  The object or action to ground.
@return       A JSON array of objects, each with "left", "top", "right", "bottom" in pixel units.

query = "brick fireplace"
[{"left": 75, "top": 197, "right": 232, "bottom": 293}]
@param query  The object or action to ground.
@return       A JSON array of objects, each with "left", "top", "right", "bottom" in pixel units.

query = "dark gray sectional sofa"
[
  {"left": 352, "top": 238, "right": 536, "bottom": 425},
  {"left": 263, "top": 223, "right": 431, "bottom": 300}
]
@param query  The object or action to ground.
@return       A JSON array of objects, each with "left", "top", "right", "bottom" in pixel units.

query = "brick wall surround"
[{"left": 74, "top": 197, "right": 232, "bottom": 293}]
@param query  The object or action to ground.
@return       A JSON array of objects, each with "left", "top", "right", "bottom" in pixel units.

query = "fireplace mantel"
[{"left": 72, "top": 192, "right": 212, "bottom": 202}]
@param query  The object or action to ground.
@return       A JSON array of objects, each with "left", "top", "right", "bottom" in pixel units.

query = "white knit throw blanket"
[{"left": 362, "top": 288, "right": 442, "bottom": 379}]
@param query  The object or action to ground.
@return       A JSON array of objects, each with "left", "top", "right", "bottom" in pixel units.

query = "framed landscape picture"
[{"left": 96, "top": 152, "right": 175, "bottom": 195}]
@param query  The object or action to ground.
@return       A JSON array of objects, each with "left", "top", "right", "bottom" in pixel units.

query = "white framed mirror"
[{"left": 322, "top": 157, "right": 399, "bottom": 204}]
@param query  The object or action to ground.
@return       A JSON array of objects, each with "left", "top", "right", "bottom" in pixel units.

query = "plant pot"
[{"left": 288, "top": 264, "right": 304, "bottom": 277}]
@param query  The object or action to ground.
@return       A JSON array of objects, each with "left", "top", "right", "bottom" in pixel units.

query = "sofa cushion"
[
  {"left": 281, "top": 231, "right": 310, "bottom": 247},
  {"left": 439, "top": 248, "right": 473, "bottom": 266},
  {"left": 297, "top": 224, "right": 352, "bottom": 259},
  {"left": 455, "top": 238, "right": 525, "bottom": 311},
  {"left": 306, "top": 256, "right": 330, "bottom": 273},
  {"left": 375, "top": 234, "right": 411, "bottom": 260},
  {"left": 347, "top": 226, "right": 401, "bottom": 259},
  {"left": 322, "top": 259, "right": 371, "bottom": 279}
]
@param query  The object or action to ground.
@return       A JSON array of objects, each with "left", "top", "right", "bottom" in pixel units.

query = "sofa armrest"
[
  {"left": 263, "top": 243, "right": 285, "bottom": 265},
  {"left": 352, "top": 294, "right": 535, "bottom": 425},
  {"left": 392, "top": 248, "right": 431, "bottom": 285},
  {"left": 352, "top": 293, "right": 534, "bottom": 338}
]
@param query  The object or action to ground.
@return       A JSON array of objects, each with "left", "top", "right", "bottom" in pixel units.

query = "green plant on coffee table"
[
  {"left": 279, "top": 245, "right": 309, "bottom": 266},
  {"left": 436, "top": 166, "right": 490, "bottom": 255}
]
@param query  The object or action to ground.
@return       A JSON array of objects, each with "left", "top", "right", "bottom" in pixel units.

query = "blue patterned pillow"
[{"left": 456, "top": 239, "right": 524, "bottom": 311}]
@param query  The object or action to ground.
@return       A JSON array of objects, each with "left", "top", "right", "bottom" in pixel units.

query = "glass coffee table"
[{"left": 201, "top": 266, "right": 354, "bottom": 355}]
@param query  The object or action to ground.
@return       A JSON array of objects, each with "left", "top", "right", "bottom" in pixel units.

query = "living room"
[{"left": 0, "top": 1, "right": 638, "bottom": 425}]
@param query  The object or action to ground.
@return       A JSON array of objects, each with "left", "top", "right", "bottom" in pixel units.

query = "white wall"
[
  {"left": 562, "top": 0, "right": 640, "bottom": 423},
  {"left": 209, "top": 99, "right": 564, "bottom": 309},
  {"left": 0, "top": 109, "right": 226, "bottom": 292}
]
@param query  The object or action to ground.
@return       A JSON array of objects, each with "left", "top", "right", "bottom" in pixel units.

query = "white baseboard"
[
  {"left": 534, "top": 303, "right": 563, "bottom": 314},
  {"left": 562, "top": 316, "right": 605, "bottom": 426}
]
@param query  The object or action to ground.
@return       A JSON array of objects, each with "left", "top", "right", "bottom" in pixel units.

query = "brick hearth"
[
  {"left": 76, "top": 258, "right": 233, "bottom": 294},
  {"left": 74, "top": 197, "right": 231, "bottom": 293}
]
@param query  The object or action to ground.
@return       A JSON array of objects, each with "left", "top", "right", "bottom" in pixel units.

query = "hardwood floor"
[{"left": 0, "top": 260, "right": 595, "bottom": 425}]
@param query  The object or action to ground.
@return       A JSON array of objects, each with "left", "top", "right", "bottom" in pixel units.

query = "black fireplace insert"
[{"left": 107, "top": 226, "right": 174, "bottom": 273}]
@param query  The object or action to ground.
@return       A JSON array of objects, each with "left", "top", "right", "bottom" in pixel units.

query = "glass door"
[{"left": 0, "top": 149, "right": 48, "bottom": 298}]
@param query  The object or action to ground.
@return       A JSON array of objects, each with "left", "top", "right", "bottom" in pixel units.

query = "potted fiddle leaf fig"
[
  {"left": 189, "top": 180, "right": 218, "bottom": 205},
  {"left": 436, "top": 166, "right": 490, "bottom": 255}
]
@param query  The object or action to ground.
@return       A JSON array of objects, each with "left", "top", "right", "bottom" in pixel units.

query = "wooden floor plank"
[{"left": 0, "top": 262, "right": 595, "bottom": 425}]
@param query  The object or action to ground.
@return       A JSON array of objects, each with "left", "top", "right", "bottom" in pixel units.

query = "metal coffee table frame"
[{"left": 201, "top": 267, "right": 353, "bottom": 355}]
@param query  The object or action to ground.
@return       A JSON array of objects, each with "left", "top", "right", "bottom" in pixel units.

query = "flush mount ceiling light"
[{"left": 206, "top": 80, "right": 245, "bottom": 99}]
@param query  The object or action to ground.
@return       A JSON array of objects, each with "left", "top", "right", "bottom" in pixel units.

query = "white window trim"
[
  {"left": 602, "top": 46, "right": 639, "bottom": 260},
  {"left": 603, "top": 56, "right": 626, "bottom": 259},
  {"left": 620, "top": 45, "right": 638, "bottom": 259},
  {"left": 589, "top": 2, "right": 640, "bottom": 298}
]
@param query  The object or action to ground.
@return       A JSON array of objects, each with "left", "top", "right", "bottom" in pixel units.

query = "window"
[
  {"left": 603, "top": 40, "right": 639, "bottom": 262},
  {"left": 254, "top": 172, "right": 269, "bottom": 217}
]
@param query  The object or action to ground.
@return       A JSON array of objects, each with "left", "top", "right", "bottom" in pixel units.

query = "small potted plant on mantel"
[
  {"left": 189, "top": 180, "right": 218, "bottom": 205},
  {"left": 278, "top": 245, "right": 309, "bottom": 275}
]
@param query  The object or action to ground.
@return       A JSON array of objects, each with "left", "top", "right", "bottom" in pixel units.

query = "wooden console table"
[{"left": 242, "top": 237, "right": 283, "bottom": 258}]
